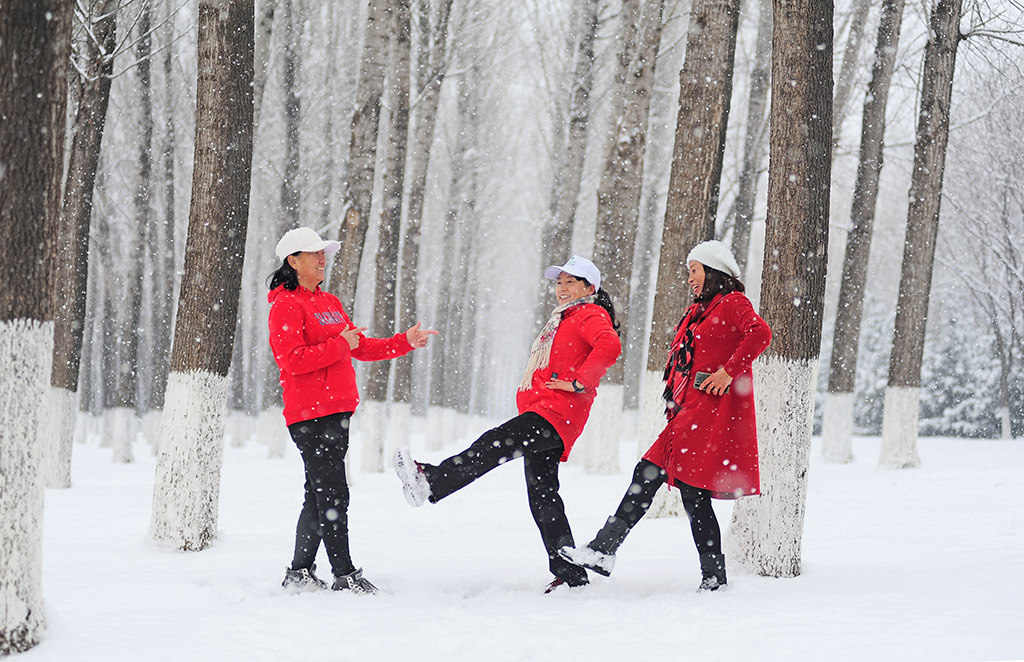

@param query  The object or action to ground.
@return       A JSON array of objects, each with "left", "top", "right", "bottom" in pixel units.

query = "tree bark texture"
[
  {"left": 331, "top": 0, "right": 391, "bottom": 310},
  {"left": 646, "top": 0, "right": 741, "bottom": 374},
  {"left": 0, "top": 0, "right": 73, "bottom": 653},
  {"left": 886, "top": 0, "right": 962, "bottom": 390},
  {"left": 827, "top": 0, "right": 905, "bottom": 396},
  {"left": 252, "top": 0, "right": 279, "bottom": 128},
  {"left": 280, "top": 0, "right": 301, "bottom": 228},
  {"left": 729, "top": 0, "right": 832, "bottom": 578},
  {"left": 830, "top": 0, "right": 871, "bottom": 152}
]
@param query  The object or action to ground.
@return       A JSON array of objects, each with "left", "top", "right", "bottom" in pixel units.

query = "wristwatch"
[{"left": 571, "top": 379, "right": 586, "bottom": 393}]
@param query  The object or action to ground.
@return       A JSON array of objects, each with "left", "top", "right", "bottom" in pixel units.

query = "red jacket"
[
  {"left": 643, "top": 291, "right": 771, "bottom": 498},
  {"left": 268, "top": 284, "right": 413, "bottom": 426},
  {"left": 516, "top": 303, "right": 621, "bottom": 460}
]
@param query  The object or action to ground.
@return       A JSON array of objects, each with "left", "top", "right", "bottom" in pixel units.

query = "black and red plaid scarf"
[{"left": 662, "top": 296, "right": 723, "bottom": 419}]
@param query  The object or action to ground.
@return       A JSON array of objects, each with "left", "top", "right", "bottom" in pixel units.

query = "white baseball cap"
[
  {"left": 544, "top": 255, "right": 601, "bottom": 290},
  {"left": 275, "top": 227, "right": 341, "bottom": 262}
]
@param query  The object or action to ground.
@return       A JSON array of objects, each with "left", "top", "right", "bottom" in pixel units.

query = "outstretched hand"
[{"left": 406, "top": 321, "right": 438, "bottom": 349}]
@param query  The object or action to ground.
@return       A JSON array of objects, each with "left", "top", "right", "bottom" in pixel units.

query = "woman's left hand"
[
  {"left": 406, "top": 321, "right": 439, "bottom": 349},
  {"left": 546, "top": 378, "right": 580, "bottom": 392},
  {"left": 699, "top": 368, "right": 733, "bottom": 396}
]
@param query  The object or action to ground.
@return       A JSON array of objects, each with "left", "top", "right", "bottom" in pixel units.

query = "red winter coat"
[
  {"left": 268, "top": 284, "right": 413, "bottom": 426},
  {"left": 643, "top": 291, "right": 771, "bottom": 499},
  {"left": 516, "top": 303, "right": 621, "bottom": 461}
]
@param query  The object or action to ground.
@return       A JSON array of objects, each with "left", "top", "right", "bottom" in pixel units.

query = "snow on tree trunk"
[
  {"left": 0, "top": 0, "right": 72, "bottom": 651},
  {"left": 879, "top": 0, "right": 961, "bottom": 468},
  {"left": 330, "top": 0, "right": 391, "bottom": 310},
  {"left": 823, "top": 0, "right": 904, "bottom": 464},
  {"left": 151, "top": 371, "right": 229, "bottom": 548},
  {"left": 879, "top": 386, "right": 921, "bottom": 468},
  {"left": 642, "top": 0, "right": 741, "bottom": 518},
  {"left": 40, "top": 386, "right": 77, "bottom": 488},
  {"left": 729, "top": 0, "right": 832, "bottom": 578},
  {"left": 150, "top": 0, "right": 254, "bottom": 552},
  {"left": 821, "top": 391, "right": 855, "bottom": 463}
]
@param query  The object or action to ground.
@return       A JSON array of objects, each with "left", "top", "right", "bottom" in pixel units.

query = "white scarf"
[{"left": 518, "top": 295, "right": 597, "bottom": 392}]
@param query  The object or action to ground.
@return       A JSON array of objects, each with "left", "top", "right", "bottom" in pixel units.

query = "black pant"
[
  {"left": 422, "top": 412, "right": 587, "bottom": 584},
  {"left": 614, "top": 459, "right": 722, "bottom": 555},
  {"left": 288, "top": 412, "right": 355, "bottom": 577}
]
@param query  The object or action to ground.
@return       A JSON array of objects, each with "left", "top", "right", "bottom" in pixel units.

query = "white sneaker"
[
  {"left": 393, "top": 446, "right": 431, "bottom": 507},
  {"left": 558, "top": 545, "right": 615, "bottom": 577}
]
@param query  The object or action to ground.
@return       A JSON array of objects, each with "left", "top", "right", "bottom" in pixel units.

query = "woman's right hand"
[{"left": 341, "top": 325, "right": 367, "bottom": 349}]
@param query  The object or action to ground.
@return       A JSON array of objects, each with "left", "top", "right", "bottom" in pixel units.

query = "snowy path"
[{"left": 20, "top": 430, "right": 1024, "bottom": 661}]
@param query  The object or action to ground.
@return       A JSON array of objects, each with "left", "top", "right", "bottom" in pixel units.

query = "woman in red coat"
[
  {"left": 269, "top": 227, "right": 436, "bottom": 594},
  {"left": 560, "top": 240, "right": 770, "bottom": 591},
  {"left": 393, "top": 256, "right": 622, "bottom": 593}
]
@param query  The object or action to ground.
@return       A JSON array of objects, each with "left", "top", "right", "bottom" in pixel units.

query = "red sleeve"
[
  {"left": 722, "top": 294, "right": 772, "bottom": 377},
  {"left": 572, "top": 307, "right": 622, "bottom": 389},
  {"left": 350, "top": 329, "right": 415, "bottom": 362},
  {"left": 269, "top": 298, "right": 351, "bottom": 376}
]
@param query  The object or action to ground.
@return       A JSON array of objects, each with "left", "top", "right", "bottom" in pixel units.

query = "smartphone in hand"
[{"left": 693, "top": 371, "right": 729, "bottom": 394}]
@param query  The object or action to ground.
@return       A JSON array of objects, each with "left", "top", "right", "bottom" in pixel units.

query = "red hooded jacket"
[
  {"left": 268, "top": 284, "right": 413, "bottom": 426},
  {"left": 643, "top": 291, "right": 771, "bottom": 498},
  {"left": 516, "top": 303, "right": 621, "bottom": 460}
]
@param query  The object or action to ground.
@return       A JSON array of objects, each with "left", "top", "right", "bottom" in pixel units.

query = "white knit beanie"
[{"left": 687, "top": 240, "right": 741, "bottom": 278}]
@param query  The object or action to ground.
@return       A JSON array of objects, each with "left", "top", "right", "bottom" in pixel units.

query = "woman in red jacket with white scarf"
[
  {"left": 560, "top": 240, "right": 770, "bottom": 592},
  {"left": 393, "top": 256, "right": 622, "bottom": 593},
  {"left": 269, "top": 227, "right": 436, "bottom": 594}
]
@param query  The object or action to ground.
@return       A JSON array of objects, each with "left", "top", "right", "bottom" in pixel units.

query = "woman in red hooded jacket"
[
  {"left": 560, "top": 240, "right": 771, "bottom": 591},
  {"left": 393, "top": 256, "right": 621, "bottom": 593},
  {"left": 269, "top": 227, "right": 436, "bottom": 594}
]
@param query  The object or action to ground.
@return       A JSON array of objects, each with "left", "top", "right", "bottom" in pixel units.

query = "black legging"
[
  {"left": 287, "top": 412, "right": 355, "bottom": 577},
  {"left": 614, "top": 459, "right": 722, "bottom": 555},
  {"left": 421, "top": 411, "right": 587, "bottom": 584}
]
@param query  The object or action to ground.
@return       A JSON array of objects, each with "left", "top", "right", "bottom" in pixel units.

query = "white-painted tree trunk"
[
  {"left": 999, "top": 407, "right": 1012, "bottom": 440},
  {"left": 141, "top": 409, "right": 162, "bottom": 455},
  {"left": 582, "top": 384, "right": 622, "bottom": 474},
  {"left": 0, "top": 320, "right": 52, "bottom": 651},
  {"left": 360, "top": 399, "right": 388, "bottom": 472},
  {"left": 879, "top": 386, "right": 921, "bottom": 468},
  {"left": 258, "top": 408, "right": 288, "bottom": 459},
  {"left": 225, "top": 409, "right": 253, "bottom": 448},
  {"left": 730, "top": 355, "right": 816, "bottom": 578},
  {"left": 389, "top": 402, "right": 412, "bottom": 462},
  {"left": 150, "top": 370, "right": 228, "bottom": 550},
  {"left": 108, "top": 406, "right": 135, "bottom": 464},
  {"left": 425, "top": 406, "right": 444, "bottom": 452},
  {"left": 821, "top": 391, "right": 855, "bottom": 463},
  {"left": 636, "top": 369, "right": 684, "bottom": 518},
  {"left": 40, "top": 384, "right": 75, "bottom": 488}
]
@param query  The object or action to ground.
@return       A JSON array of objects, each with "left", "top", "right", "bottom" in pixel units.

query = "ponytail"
[
  {"left": 267, "top": 258, "right": 299, "bottom": 291},
  {"left": 594, "top": 287, "right": 621, "bottom": 335}
]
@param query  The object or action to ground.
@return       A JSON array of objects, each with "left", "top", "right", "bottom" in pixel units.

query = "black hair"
[
  {"left": 694, "top": 265, "right": 745, "bottom": 303},
  {"left": 564, "top": 275, "right": 621, "bottom": 335},
  {"left": 267, "top": 256, "right": 299, "bottom": 291}
]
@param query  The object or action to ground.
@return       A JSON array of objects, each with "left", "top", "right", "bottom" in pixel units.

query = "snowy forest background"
[{"left": 67, "top": 0, "right": 1023, "bottom": 443}]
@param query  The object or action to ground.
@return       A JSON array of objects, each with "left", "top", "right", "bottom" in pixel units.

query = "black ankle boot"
[
  {"left": 558, "top": 516, "right": 629, "bottom": 577},
  {"left": 698, "top": 553, "right": 727, "bottom": 591}
]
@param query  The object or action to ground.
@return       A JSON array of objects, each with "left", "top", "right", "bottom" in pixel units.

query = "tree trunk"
[
  {"left": 831, "top": 0, "right": 872, "bottom": 152},
  {"left": 330, "top": 0, "right": 391, "bottom": 310},
  {"left": 0, "top": 0, "right": 73, "bottom": 653},
  {"left": 587, "top": 0, "right": 665, "bottom": 474},
  {"left": 730, "top": 0, "right": 833, "bottom": 578},
  {"left": 253, "top": 0, "right": 279, "bottom": 128},
  {"left": 281, "top": 0, "right": 301, "bottom": 228},
  {"left": 639, "top": 0, "right": 741, "bottom": 518},
  {"left": 730, "top": 0, "right": 772, "bottom": 277},
  {"left": 150, "top": 0, "right": 254, "bottom": 552},
  {"left": 45, "top": 0, "right": 117, "bottom": 488},
  {"left": 363, "top": 0, "right": 411, "bottom": 472},
  {"left": 880, "top": 0, "right": 962, "bottom": 468},
  {"left": 822, "top": 0, "right": 905, "bottom": 463}
]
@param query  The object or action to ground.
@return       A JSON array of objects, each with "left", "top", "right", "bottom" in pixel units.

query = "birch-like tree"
[
  {"left": 822, "top": 0, "right": 906, "bottom": 463},
  {"left": 330, "top": 0, "right": 392, "bottom": 310},
  {"left": 729, "top": 0, "right": 832, "bottom": 578},
  {"left": 587, "top": 0, "right": 665, "bottom": 474},
  {"left": 0, "top": 0, "right": 73, "bottom": 652},
  {"left": 831, "top": 0, "right": 872, "bottom": 152},
  {"left": 880, "top": 0, "right": 963, "bottom": 468},
  {"left": 44, "top": 0, "right": 118, "bottom": 488},
  {"left": 639, "top": 0, "right": 742, "bottom": 517},
  {"left": 150, "top": 0, "right": 254, "bottom": 551}
]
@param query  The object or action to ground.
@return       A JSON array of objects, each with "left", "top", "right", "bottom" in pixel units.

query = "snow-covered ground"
[{"left": 20, "top": 422, "right": 1024, "bottom": 662}]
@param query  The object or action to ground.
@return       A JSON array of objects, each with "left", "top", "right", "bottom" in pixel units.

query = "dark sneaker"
[
  {"left": 393, "top": 447, "right": 431, "bottom": 506},
  {"left": 282, "top": 565, "right": 329, "bottom": 591},
  {"left": 332, "top": 568, "right": 378, "bottom": 595},
  {"left": 698, "top": 575, "right": 726, "bottom": 592}
]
